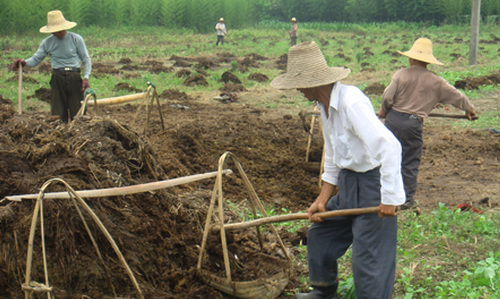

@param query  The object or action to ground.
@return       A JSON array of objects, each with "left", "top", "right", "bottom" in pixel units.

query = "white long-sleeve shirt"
[
  {"left": 215, "top": 22, "right": 226, "bottom": 36},
  {"left": 320, "top": 82, "right": 405, "bottom": 205}
]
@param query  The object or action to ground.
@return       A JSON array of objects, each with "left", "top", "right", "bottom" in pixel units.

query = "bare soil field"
[{"left": 1, "top": 50, "right": 499, "bottom": 298}]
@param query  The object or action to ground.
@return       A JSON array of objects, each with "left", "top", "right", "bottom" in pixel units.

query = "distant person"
[
  {"left": 289, "top": 17, "right": 298, "bottom": 46},
  {"left": 378, "top": 38, "right": 476, "bottom": 210},
  {"left": 272, "top": 41, "right": 405, "bottom": 299},
  {"left": 215, "top": 17, "right": 227, "bottom": 46},
  {"left": 13, "top": 10, "right": 91, "bottom": 123}
]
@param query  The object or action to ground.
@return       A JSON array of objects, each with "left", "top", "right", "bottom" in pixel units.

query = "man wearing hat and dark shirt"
[
  {"left": 13, "top": 10, "right": 92, "bottom": 123},
  {"left": 378, "top": 38, "right": 476, "bottom": 210},
  {"left": 272, "top": 41, "right": 405, "bottom": 299}
]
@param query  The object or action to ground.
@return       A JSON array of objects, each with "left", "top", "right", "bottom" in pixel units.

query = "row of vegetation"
[{"left": 1, "top": 0, "right": 500, "bottom": 34}]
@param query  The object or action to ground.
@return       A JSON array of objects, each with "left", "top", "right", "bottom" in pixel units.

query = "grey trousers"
[
  {"left": 384, "top": 109, "right": 423, "bottom": 204},
  {"left": 307, "top": 167, "right": 398, "bottom": 299},
  {"left": 50, "top": 71, "right": 83, "bottom": 123}
]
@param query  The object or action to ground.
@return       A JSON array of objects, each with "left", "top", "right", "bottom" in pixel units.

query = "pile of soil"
[
  {"left": 184, "top": 74, "right": 208, "bottom": 87},
  {"left": 221, "top": 71, "right": 241, "bottom": 84},
  {"left": 248, "top": 73, "right": 269, "bottom": 82},
  {"left": 220, "top": 82, "right": 247, "bottom": 93},
  {"left": 0, "top": 101, "right": 315, "bottom": 298},
  {"left": 113, "top": 82, "right": 142, "bottom": 93},
  {"left": 27, "top": 87, "right": 51, "bottom": 103},
  {"left": 363, "top": 82, "right": 386, "bottom": 95}
]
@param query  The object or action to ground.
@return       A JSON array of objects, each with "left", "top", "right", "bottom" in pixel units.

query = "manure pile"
[{"left": 0, "top": 105, "right": 300, "bottom": 298}]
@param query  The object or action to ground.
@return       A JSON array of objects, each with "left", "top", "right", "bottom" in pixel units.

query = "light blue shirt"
[
  {"left": 25, "top": 31, "right": 92, "bottom": 79},
  {"left": 320, "top": 82, "right": 405, "bottom": 205}
]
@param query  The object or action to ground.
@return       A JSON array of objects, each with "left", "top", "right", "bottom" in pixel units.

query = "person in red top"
[{"left": 378, "top": 38, "right": 476, "bottom": 210}]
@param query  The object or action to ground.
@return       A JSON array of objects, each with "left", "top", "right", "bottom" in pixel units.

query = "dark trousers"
[
  {"left": 50, "top": 71, "right": 83, "bottom": 123},
  {"left": 290, "top": 36, "right": 297, "bottom": 46},
  {"left": 384, "top": 109, "right": 423, "bottom": 204},
  {"left": 216, "top": 35, "right": 224, "bottom": 46},
  {"left": 307, "top": 168, "right": 397, "bottom": 299}
]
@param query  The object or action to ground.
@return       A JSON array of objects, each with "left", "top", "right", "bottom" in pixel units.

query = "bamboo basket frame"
[{"left": 197, "top": 152, "right": 293, "bottom": 299}]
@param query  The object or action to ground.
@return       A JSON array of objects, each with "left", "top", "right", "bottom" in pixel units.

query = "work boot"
[{"left": 293, "top": 283, "right": 338, "bottom": 299}]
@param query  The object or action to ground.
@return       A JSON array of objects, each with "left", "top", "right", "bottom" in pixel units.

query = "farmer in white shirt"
[
  {"left": 215, "top": 17, "right": 227, "bottom": 46},
  {"left": 271, "top": 41, "right": 405, "bottom": 299},
  {"left": 13, "top": 10, "right": 91, "bottom": 123}
]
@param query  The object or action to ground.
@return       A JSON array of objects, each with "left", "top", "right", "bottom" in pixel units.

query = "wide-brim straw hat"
[
  {"left": 271, "top": 41, "right": 351, "bottom": 89},
  {"left": 39, "top": 10, "right": 77, "bottom": 33},
  {"left": 219, "top": 18, "right": 224, "bottom": 22},
  {"left": 290, "top": 17, "right": 297, "bottom": 22},
  {"left": 397, "top": 38, "right": 444, "bottom": 65}
]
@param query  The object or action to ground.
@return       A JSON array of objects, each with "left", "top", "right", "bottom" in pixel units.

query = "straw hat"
[
  {"left": 219, "top": 18, "right": 224, "bottom": 22},
  {"left": 290, "top": 17, "right": 297, "bottom": 22},
  {"left": 397, "top": 38, "right": 444, "bottom": 65},
  {"left": 271, "top": 41, "right": 351, "bottom": 89},
  {"left": 40, "top": 10, "right": 77, "bottom": 33}
]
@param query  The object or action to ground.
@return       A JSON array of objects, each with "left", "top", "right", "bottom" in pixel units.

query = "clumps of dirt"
[
  {"left": 248, "top": 73, "right": 269, "bottom": 82},
  {"left": 93, "top": 62, "right": 119, "bottom": 74},
  {"left": 37, "top": 61, "right": 52, "bottom": 74},
  {"left": 120, "top": 64, "right": 143, "bottom": 71},
  {"left": 184, "top": 74, "right": 208, "bottom": 87},
  {"left": 0, "top": 100, "right": 15, "bottom": 123},
  {"left": 221, "top": 71, "right": 241, "bottom": 84},
  {"left": 27, "top": 87, "right": 51, "bottom": 103},
  {"left": 172, "top": 58, "right": 193, "bottom": 67},
  {"left": 112, "top": 83, "right": 142, "bottom": 93},
  {"left": 244, "top": 53, "right": 268, "bottom": 61},
  {"left": 195, "top": 57, "right": 218, "bottom": 70},
  {"left": 6, "top": 74, "right": 38, "bottom": 84},
  {"left": 363, "top": 82, "right": 386, "bottom": 95},
  {"left": 159, "top": 89, "right": 192, "bottom": 101},
  {"left": 217, "top": 52, "right": 237, "bottom": 63},
  {"left": 195, "top": 68, "right": 208, "bottom": 76},
  {"left": 239, "top": 57, "right": 259, "bottom": 68},
  {"left": 149, "top": 65, "right": 174, "bottom": 74},
  {"left": 119, "top": 58, "right": 133, "bottom": 64},
  {"left": 276, "top": 54, "right": 288, "bottom": 70},
  {"left": 176, "top": 69, "right": 192, "bottom": 78},
  {"left": 143, "top": 60, "right": 163, "bottom": 67},
  {"left": 220, "top": 82, "right": 247, "bottom": 92},
  {"left": 0, "top": 95, "right": 12, "bottom": 105},
  {"left": 0, "top": 112, "right": 164, "bottom": 200},
  {"left": 454, "top": 72, "right": 500, "bottom": 90},
  {"left": 319, "top": 38, "right": 329, "bottom": 46},
  {"left": 334, "top": 53, "right": 352, "bottom": 62}
]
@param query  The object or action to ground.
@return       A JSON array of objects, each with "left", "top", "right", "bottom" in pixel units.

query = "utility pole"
[{"left": 469, "top": 0, "right": 481, "bottom": 66}]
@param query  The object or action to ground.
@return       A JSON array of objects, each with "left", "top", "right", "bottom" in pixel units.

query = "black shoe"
[{"left": 294, "top": 284, "right": 338, "bottom": 299}]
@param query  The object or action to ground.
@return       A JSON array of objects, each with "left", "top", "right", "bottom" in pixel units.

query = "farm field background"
[{"left": 0, "top": 22, "right": 500, "bottom": 298}]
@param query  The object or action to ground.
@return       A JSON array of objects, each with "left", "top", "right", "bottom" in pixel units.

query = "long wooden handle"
[
  {"left": 18, "top": 64, "right": 22, "bottom": 115},
  {"left": 5, "top": 169, "right": 233, "bottom": 202},
  {"left": 211, "top": 206, "right": 379, "bottom": 232},
  {"left": 305, "top": 110, "right": 478, "bottom": 120},
  {"left": 428, "top": 113, "right": 479, "bottom": 119}
]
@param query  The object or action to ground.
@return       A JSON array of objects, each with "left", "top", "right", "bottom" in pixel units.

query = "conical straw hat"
[
  {"left": 271, "top": 41, "right": 350, "bottom": 89},
  {"left": 397, "top": 38, "right": 444, "bottom": 65},
  {"left": 290, "top": 17, "right": 297, "bottom": 22},
  {"left": 39, "top": 10, "right": 77, "bottom": 33}
]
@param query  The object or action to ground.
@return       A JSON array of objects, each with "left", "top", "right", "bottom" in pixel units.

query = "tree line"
[{"left": 1, "top": 0, "right": 499, "bottom": 34}]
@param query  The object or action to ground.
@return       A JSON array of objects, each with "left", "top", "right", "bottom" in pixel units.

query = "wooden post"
[
  {"left": 18, "top": 64, "right": 22, "bottom": 115},
  {"left": 469, "top": 0, "right": 481, "bottom": 66}
]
